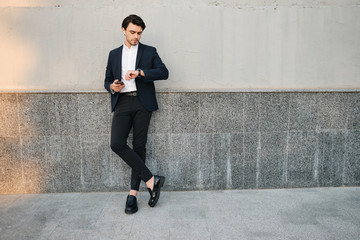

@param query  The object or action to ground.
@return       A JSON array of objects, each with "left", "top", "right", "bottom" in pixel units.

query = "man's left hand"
[{"left": 125, "top": 70, "right": 139, "bottom": 80}]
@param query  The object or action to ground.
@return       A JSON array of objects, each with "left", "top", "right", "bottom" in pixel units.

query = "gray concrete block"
[
  {"left": 146, "top": 134, "right": 171, "bottom": 180},
  {"left": 258, "top": 131, "right": 287, "bottom": 189},
  {"left": 347, "top": 93, "right": 360, "bottom": 130},
  {"left": 317, "top": 93, "right": 348, "bottom": 130},
  {"left": 229, "top": 133, "right": 244, "bottom": 189},
  {"left": 213, "top": 134, "right": 231, "bottom": 189},
  {"left": 289, "top": 93, "right": 318, "bottom": 132},
  {"left": 21, "top": 136, "right": 53, "bottom": 193},
  {"left": 0, "top": 94, "right": 19, "bottom": 137},
  {"left": 45, "top": 135, "right": 82, "bottom": 192},
  {"left": 242, "top": 133, "right": 260, "bottom": 189},
  {"left": 318, "top": 132, "right": 346, "bottom": 187},
  {"left": 199, "top": 93, "right": 216, "bottom": 133},
  {"left": 169, "top": 134, "right": 199, "bottom": 190},
  {"left": 80, "top": 134, "right": 112, "bottom": 191},
  {"left": 198, "top": 134, "right": 213, "bottom": 189},
  {"left": 344, "top": 130, "right": 360, "bottom": 186},
  {"left": 260, "top": 93, "right": 290, "bottom": 132},
  {"left": 214, "top": 93, "right": 244, "bottom": 133},
  {"left": 18, "top": 94, "right": 51, "bottom": 137},
  {"left": 287, "top": 132, "right": 318, "bottom": 188},
  {"left": 3, "top": 134, "right": 83, "bottom": 193},
  {"left": 170, "top": 93, "right": 199, "bottom": 133},
  {"left": 199, "top": 93, "right": 244, "bottom": 133},
  {"left": 109, "top": 149, "right": 131, "bottom": 191},
  {"left": 199, "top": 134, "right": 230, "bottom": 190},
  {"left": 48, "top": 94, "right": 80, "bottom": 136},
  {"left": 108, "top": 134, "right": 136, "bottom": 191},
  {"left": 149, "top": 93, "right": 171, "bottom": 134},
  {"left": 0, "top": 137, "right": 24, "bottom": 194},
  {"left": 78, "top": 93, "right": 111, "bottom": 136},
  {"left": 244, "top": 93, "right": 261, "bottom": 132},
  {"left": 231, "top": 132, "right": 259, "bottom": 189},
  {"left": 121, "top": 133, "right": 173, "bottom": 190}
]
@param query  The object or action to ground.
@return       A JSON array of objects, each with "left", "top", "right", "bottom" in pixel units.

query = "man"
[{"left": 104, "top": 14, "right": 168, "bottom": 214}]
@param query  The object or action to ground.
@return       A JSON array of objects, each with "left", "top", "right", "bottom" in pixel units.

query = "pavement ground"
[{"left": 0, "top": 187, "right": 359, "bottom": 240}]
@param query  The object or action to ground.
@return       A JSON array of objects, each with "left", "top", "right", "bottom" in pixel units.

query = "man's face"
[{"left": 123, "top": 23, "right": 143, "bottom": 47}]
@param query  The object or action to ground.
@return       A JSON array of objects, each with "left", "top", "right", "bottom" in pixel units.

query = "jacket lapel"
[
  {"left": 118, "top": 45, "right": 123, "bottom": 79},
  {"left": 135, "top": 43, "right": 144, "bottom": 69}
]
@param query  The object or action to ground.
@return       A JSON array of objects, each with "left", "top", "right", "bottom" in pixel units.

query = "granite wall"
[{"left": 1, "top": 92, "right": 360, "bottom": 194}]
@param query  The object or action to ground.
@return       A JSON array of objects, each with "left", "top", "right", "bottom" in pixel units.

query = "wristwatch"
[{"left": 137, "top": 68, "right": 141, "bottom": 78}]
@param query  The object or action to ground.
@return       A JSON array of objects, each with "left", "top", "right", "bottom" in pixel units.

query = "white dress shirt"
[{"left": 120, "top": 42, "right": 138, "bottom": 93}]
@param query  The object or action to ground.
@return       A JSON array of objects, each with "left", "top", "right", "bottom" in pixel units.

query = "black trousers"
[{"left": 110, "top": 94, "right": 153, "bottom": 191}]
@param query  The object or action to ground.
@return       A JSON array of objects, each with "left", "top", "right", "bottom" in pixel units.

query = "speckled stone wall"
[{"left": 1, "top": 92, "right": 360, "bottom": 193}]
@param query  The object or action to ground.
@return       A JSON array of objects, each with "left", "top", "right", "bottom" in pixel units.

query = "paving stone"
[{"left": 0, "top": 189, "right": 359, "bottom": 240}]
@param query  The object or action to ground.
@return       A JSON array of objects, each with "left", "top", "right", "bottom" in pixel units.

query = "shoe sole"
[
  {"left": 149, "top": 176, "right": 165, "bottom": 208},
  {"left": 125, "top": 207, "right": 138, "bottom": 214}
]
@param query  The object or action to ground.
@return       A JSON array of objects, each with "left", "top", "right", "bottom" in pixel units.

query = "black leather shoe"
[
  {"left": 148, "top": 175, "right": 165, "bottom": 207},
  {"left": 125, "top": 195, "right": 138, "bottom": 214}
]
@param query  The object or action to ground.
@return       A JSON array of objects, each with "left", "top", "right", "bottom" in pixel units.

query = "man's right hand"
[{"left": 110, "top": 79, "right": 125, "bottom": 92}]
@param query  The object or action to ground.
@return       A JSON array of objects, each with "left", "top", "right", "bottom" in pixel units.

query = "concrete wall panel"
[
  {"left": 287, "top": 132, "right": 318, "bottom": 188},
  {"left": 1, "top": 0, "right": 360, "bottom": 92},
  {"left": 344, "top": 131, "right": 360, "bottom": 186}
]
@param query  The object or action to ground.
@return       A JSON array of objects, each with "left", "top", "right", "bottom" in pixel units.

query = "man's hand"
[
  {"left": 125, "top": 70, "right": 141, "bottom": 80},
  {"left": 110, "top": 79, "right": 125, "bottom": 92}
]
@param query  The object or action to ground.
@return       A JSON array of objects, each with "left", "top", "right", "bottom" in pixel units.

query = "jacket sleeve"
[
  {"left": 104, "top": 51, "right": 115, "bottom": 94},
  {"left": 142, "top": 48, "right": 169, "bottom": 82}
]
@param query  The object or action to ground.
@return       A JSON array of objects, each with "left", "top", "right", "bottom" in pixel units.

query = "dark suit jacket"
[{"left": 104, "top": 42, "right": 169, "bottom": 112}]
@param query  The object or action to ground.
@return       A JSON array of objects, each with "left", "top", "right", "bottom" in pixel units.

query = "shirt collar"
[{"left": 123, "top": 41, "right": 139, "bottom": 51}]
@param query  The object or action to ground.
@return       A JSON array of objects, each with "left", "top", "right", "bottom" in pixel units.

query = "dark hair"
[{"left": 122, "top": 14, "right": 146, "bottom": 30}]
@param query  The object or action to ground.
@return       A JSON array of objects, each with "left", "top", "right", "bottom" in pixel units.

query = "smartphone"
[{"left": 114, "top": 80, "right": 124, "bottom": 85}]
